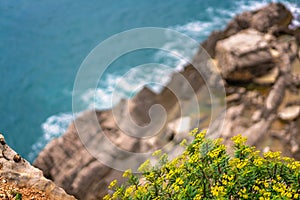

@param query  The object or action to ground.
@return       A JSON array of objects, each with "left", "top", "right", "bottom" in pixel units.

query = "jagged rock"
[
  {"left": 0, "top": 134, "right": 75, "bottom": 200},
  {"left": 278, "top": 106, "right": 300, "bottom": 121},
  {"left": 250, "top": 3, "right": 293, "bottom": 32},
  {"left": 216, "top": 29, "right": 275, "bottom": 82},
  {"left": 34, "top": 110, "right": 127, "bottom": 200},
  {"left": 201, "top": 3, "right": 293, "bottom": 57}
]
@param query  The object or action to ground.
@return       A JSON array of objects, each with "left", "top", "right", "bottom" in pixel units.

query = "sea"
[{"left": 0, "top": 0, "right": 299, "bottom": 163}]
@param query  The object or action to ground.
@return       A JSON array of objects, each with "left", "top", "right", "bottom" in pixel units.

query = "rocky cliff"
[
  {"left": 0, "top": 133, "right": 76, "bottom": 200},
  {"left": 34, "top": 3, "right": 300, "bottom": 200}
]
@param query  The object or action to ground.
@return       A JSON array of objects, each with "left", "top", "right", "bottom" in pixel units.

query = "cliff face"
[
  {"left": 0, "top": 134, "right": 76, "bottom": 200},
  {"left": 34, "top": 3, "right": 300, "bottom": 200}
]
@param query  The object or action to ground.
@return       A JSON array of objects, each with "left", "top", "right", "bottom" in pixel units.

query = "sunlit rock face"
[{"left": 0, "top": 134, "right": 76, "bottom": 200}]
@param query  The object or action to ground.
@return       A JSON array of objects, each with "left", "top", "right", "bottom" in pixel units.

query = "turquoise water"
[{"left": 0, "top": 0, "right": 299, "bottom": 162}]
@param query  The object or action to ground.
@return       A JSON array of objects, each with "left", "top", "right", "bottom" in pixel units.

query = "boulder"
[
  {"left": 278, "top": 105, "right": 300, "bottom": 121},
  {"left": 201, "top": 3, "right": 293, "bottom": 57},
  {"left": 216, "top": 29, "right": 275, "bottom": 82},
  {"left": 250, "top": 3, "right": 293, "bottom": 32}
]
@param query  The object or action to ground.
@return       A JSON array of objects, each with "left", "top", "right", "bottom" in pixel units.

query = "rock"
[
  {"left": 34, "top": 110, "right": 125, "bottom": 200},
  {"left": 34, "top": 95, "right": 193, "bottom": 199},
  {"left": 0, "top": 133, "right": 76, "bottom": 200},
  {"left": 226, "top": 93, "right": 240, "bottom": 102},
  {"left": 278, "top": 106, "right": 300, "bottom": 121},
  {"left": 252, "top": 110, "right": 262, "bottom": 123},
  {"left": 253, "top": 67, "right": 279, "bottom": 85},
  {"left": 201, "top": 3, "right": 293, "bottom": 57},
  {"left": 265, "top": 76, "right": 286, "bottom": 114},
  {"left": 250, "top": 3, "right": 293, "bottom": 32},
  {"left": 244, "top": 115, "right": 276, "bottom": 145},
  {"left": 216, "top": 29, "right": 275, "bottom": 82}
]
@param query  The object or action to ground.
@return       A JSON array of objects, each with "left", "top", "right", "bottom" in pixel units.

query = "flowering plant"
[{"left": 104, "top": 129, "right": 300, "bottom": 199}]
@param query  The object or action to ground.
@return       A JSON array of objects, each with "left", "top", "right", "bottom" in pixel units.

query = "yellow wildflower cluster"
[
  {"left": 211, "top": 185, "right": 226, "bottom": 197},
  {"left": 104, "top": 130, "right": 300, "bottom": 200}
]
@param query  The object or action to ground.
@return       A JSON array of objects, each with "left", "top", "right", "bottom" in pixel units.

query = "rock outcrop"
[
  {"left": 34, "top": 66, "right": 206, "bottom": 199},
  {"left": 207, "top": 3, "right": 300, "bottom": 153},
  {"left": 34, "top": 3, "right": 300, "bottom": 200},
  {"left": 216, "top": 29, "right": 275, "bottom": 82},
  {"left": 0, "top": 134, "right": 76, "bottom": 200}
]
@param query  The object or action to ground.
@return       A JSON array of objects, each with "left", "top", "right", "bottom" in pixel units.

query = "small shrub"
[{"left": 104, "top": 129, "right": 300, "bottom": 199}]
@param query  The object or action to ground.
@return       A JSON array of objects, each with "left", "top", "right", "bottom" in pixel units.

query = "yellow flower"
[
  {"left": 152, "top": 149, "right": 162, "bottom": 157},
  {"left": 138, "top": 159, "right": 151, "bottom": 172},
  {"left": 173, "top": 185, "right": 180, "bottom": 192},
  {"left": 263, "top": 151, "right": 281, "bottom": 159},
  {"left": 227, "top": 175, "right": 234, "bottom": 181},
  {"left": 263, "top": 182, "right": 269, "bottom": 188},
  {"left": 190, "top": 154, "right": 198, "bottom": 163},
  {"left": 232, "top": 134, "right": 247, "bottom": 145},
  {"left": 122, "top": 169, "right": 132, "bottom": 177},
  {"left": 237, "top": 161, "right": 247, "bottom": 169},
  {"left": 189, "top": 128, "right": 199, "bottom": 136},
  {"left": 108, "top": 179, "right": 117, "bottom": 189},
  {"left": 180, "top": 139, "right": 187, "bottom": 147},
  {"left": 211, "top": 186, "right": 225, "bottom": 197},
  {"left": 124, "top": 185, "right": 135, "bottom": 196},
  {"left": 103, "top": 194, "right": 111, "bottom": 200},
  {"left": 221, "top": 179, "right": 227, "bottom": 185},
  {"left": 208, "top": 148, "right": 221, "bottom": 158},
  {"left": 263, "top": 191, "right": 271, "bottom": 197},
  {"left": 287, "top": 163, "right": 297, "bottom": 170},
  {"left": 276, "top": 175, "right": 281, "bottom": 180},
  {"left": 253, "top": 185, "right": 260, "bottom": 191},
  {"left": 282, "top": 157, "right": 293, "bottom": 162},
  {"left": 253, "top": 158, "right": 263, "bottom": 166},
  {"left": 193, "top": 194, "right": 202, "bottom": 200},
  {"left": 241, "top": 188, "right": 247, "bottom": 193},
  {"left": 175, "top": 177, "right": 184, "bottom": 185}
]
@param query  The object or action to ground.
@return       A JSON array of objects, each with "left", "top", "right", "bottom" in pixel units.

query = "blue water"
[{"left": 0, "top": 0, "right": 299, "bottom": 163}]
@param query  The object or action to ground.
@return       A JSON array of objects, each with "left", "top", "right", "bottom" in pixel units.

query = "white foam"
[
  {"left": 81, "top": 66, "right": 173, "bottom": 109},
  {"left": 28, "top": 113, "right": 74, "bottom": 161},
  {"left": 234, "top": 0, "right": 300, "bottom": 27},
  {"left": 81, "top": 0, "right": 300, "bottom": 112},
  {"left": 235, "top": 0, "right": 271, "bottom": 12}
]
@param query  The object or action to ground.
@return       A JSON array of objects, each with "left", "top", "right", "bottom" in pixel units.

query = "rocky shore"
[
  {"left": 33, "top": 3, "right": 300, "bottom": 200},
  {"left": 0, "top": 133, "right": 75, "bottom": 199}
]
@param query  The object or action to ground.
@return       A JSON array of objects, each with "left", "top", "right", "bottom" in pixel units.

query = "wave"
[
  {"left": 81, "top": 66, "right": 174, "bottom": 110},
  {"left": 28, "top": 113, "right": 74, "bottom": 161},
  {"left": 234, "top": 0, "right": 300, "bottom": 27}
]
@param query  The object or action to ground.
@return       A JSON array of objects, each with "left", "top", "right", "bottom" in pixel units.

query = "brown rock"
[
  {"left": 13, "top": 154, "right": 21, "bottom": 163},
  {"left": 216, "top": 29, "right": 275, "bottom": 81},
  {"left": 250, "top": 3, "right": 293, "bottom": 32},
  {"left": 0, "top": 134, "right": 76, "bottom": 200},
  {"left": 278, "top": 106, "right": 300, "bottom": 121},
  {"left": 201, "top": 3, "right": 293, "bottom": 57}
]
